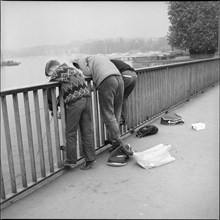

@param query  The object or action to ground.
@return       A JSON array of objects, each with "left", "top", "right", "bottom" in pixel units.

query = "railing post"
[
  {"left": 0, "top": 161, "right": 6, "bottom": 200},
  {"left": 23, "top": 91, "right": 37, "bottom": 182},
  {"left": 33, "top": 90, "right": 46, "bottom": 178},
  {"left": 12, "top": 94, "right": 27, "bottom": 187},
  {"left": 51, "top": 88, "right": 62, "bottom": 168},
  {"left": 58, "top": 86, "right": 66, "bottom": 160},
  {"left": 1, "top": 96, "right": 17, "bottom": 194},
  {"left": 42, "top": 89, "right": 54, "bottom": 173}
]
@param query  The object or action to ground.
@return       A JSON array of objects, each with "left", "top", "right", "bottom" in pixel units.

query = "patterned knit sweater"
[{"left": 48, "top": 63, "right": 90, "bottom": 106}]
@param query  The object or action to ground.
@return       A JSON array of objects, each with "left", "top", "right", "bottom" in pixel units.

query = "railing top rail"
[
  {"left": 0, "top": 82, "right": 60, "bottom": 96},
  {"left": 135, "top": 57, "right": 220, "bottom": 72}
]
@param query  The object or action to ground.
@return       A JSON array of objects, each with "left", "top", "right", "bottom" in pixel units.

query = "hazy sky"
[{"left": 1, "top": 1, "right": 170, "bottom": 51}]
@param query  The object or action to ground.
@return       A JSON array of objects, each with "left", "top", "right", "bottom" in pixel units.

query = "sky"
[{"left": 1, "top": 1, "right": 170, "bottom": 51}]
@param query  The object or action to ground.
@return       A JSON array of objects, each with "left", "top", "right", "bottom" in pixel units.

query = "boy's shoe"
[
  {"left": 108, "top": 145, "right": 117, "bottom": 153},
  {"left": 104, "top": 140, "right": 112, "bottom": 145},
  {"left": 80, "top": 160, "right": 96, "bottom": 170},
  {"left": 120, "top": 144, "right": 133, "bottom": 157},
  {"left": 62, "top": 159, "right": 76, "bottom": 168}
]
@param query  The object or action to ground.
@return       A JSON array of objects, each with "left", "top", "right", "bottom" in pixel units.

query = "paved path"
[{"left": 1, "top": 84, "right": 219, "bottom": 219}]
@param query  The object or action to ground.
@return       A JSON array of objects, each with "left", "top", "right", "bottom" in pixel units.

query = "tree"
[{"left": 167, "top": 1, "right": 220, "bottom": 55}]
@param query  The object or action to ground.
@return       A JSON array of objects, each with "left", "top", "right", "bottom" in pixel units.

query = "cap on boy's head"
[{"left": 45, "top": 60, "right": 60, "bottom": 76}]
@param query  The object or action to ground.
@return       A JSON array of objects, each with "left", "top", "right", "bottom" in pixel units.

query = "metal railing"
[{"left": 1, "top": 57, "right": 219, "bottom": 208}]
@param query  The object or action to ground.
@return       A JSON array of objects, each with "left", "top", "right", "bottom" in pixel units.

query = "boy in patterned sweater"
[{"left": 45, "top": 60, "right": 96, "bottom": 170}]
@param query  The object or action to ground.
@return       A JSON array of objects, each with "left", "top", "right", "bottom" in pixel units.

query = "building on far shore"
[{"left": 106, "top": 50, "right": 190, "bottom": 68}]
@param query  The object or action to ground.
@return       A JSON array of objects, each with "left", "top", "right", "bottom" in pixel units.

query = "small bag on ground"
[
  {"left": 136, "top": 125, "right": 158, "bottom": 138},
  {"left": 107, "top": 144, "right": 133, "bottom": 167},
  {"left": 160, "top": 112, "right": 184, "bottom": 125},
  {"left": 133, "top": 144, "right": 175, "bottom": 169}
]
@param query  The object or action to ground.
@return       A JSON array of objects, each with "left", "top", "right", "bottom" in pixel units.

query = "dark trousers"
[
  {"left": 65, "top": 97, "right": 96, "bottom": 163},
  {"left": 98, "top": 75, "right": 124, "bottom": 147},
  {"left": 121, "top": 70, "right": 137, "bottom": 122}
]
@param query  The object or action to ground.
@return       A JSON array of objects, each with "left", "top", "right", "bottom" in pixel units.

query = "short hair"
[{"left": 45, "top": 60, "right": 60, "bottom": 76}]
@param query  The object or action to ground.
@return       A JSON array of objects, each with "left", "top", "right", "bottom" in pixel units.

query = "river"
[{"left": 1, "top": 55, "right": 71, "bottom": 91}]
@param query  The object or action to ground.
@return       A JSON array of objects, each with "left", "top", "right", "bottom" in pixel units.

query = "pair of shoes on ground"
[{"left": 80, "top": 160, "right": 96, "bottom": 170}]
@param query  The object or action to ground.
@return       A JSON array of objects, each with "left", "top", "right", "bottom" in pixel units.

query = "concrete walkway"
[{"left": 1, "top": 84, "right": 219, "bottom": 219}]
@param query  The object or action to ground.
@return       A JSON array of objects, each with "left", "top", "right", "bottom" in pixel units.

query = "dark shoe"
[
  {"left": 80, "top": 160, "right": 96, "bottom": 170},
  {"left": 120, "top": 144, "right": 133, "bottom": 157},
  {"left": 62, "top": 159, "right": 76, "bottom": 168},
  {"left": 108, "top": 145, "right": 117, "bottom": 153},
  {"left": 104, "top": 140, "right": 112, "bottom": 145},
  {"left": 129, "top": 128, "right": 135, "bottom": 134}
]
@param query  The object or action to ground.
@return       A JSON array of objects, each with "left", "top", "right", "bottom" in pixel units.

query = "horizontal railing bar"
[
  {"left": 0, "top": 78, "right": 93, "bottom": 96},
  {"left": 0, "top": 82, "right": 60, "bottom": 96},
  {"left": 135, "top": 57, "right": 219, "bottom": 72}
]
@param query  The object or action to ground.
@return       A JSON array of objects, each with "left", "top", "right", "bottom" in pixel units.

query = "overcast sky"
[{"left": 1, "top": 1, "right": 170, "bottom": 51}]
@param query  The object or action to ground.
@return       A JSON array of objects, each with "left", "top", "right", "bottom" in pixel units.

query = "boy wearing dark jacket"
[{"left": 110, "top": 59, "right": 137, "bottom": 126}]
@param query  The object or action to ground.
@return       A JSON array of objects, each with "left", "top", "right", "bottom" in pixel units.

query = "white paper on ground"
[{"left": 133, "top": 144, "right": 176, "bottom": 169}]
